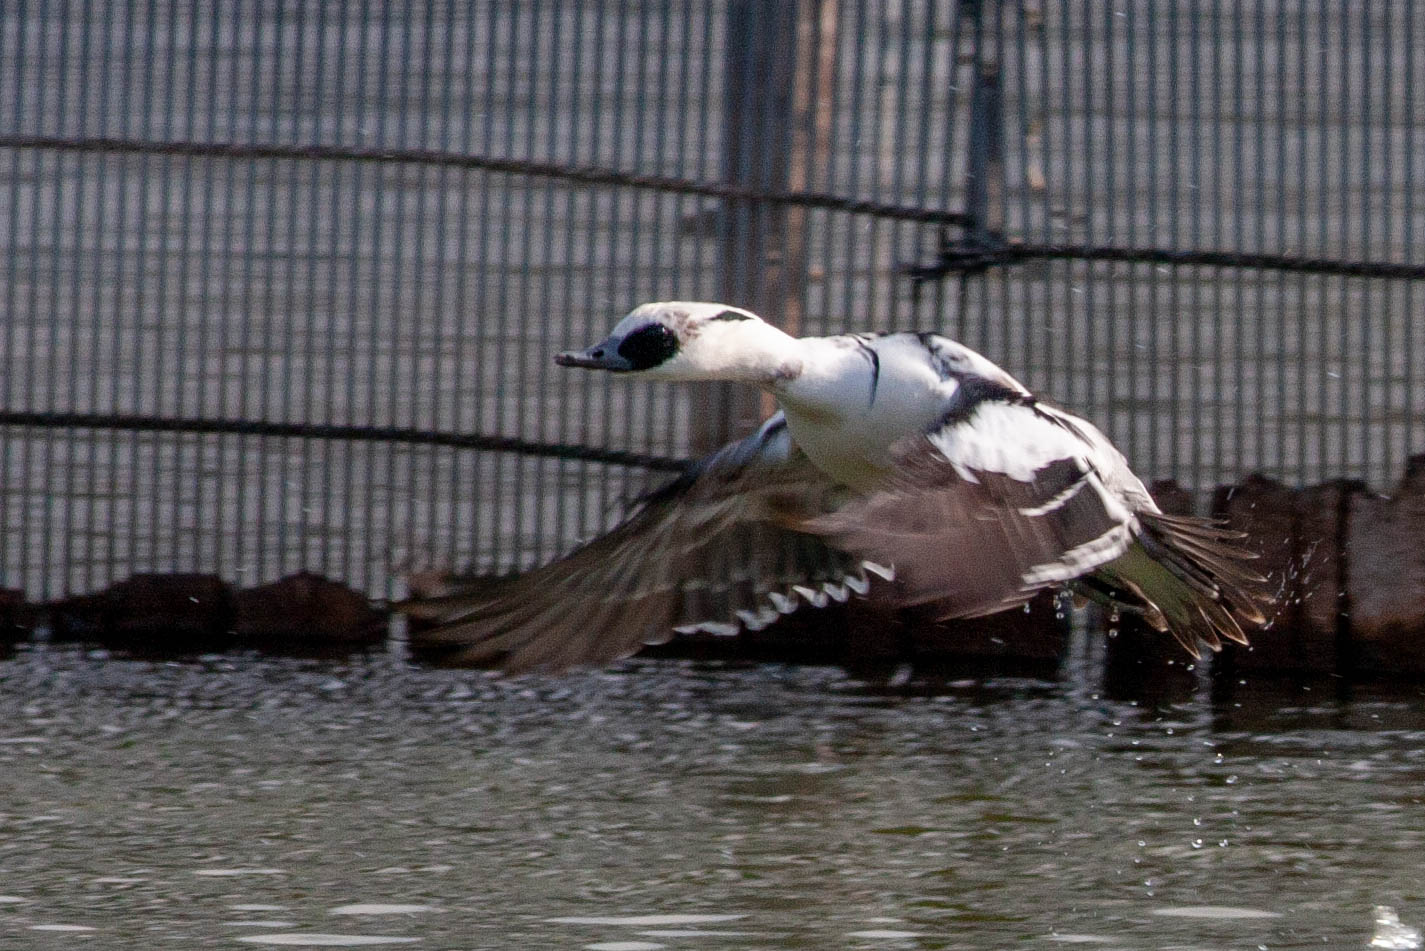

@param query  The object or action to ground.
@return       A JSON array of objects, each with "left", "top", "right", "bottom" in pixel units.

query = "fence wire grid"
[{"left": 0, "top": 0, "right": 1422, "bottom": 601}]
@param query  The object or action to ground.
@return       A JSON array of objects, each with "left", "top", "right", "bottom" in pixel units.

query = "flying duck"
[{"left": 404, "top": 301, "right": 1266, "bottom": 673}]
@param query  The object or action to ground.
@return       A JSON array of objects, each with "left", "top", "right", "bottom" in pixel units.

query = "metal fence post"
[
  {"left": 965, "top": 0, "right": 1005, "bottom": 247},
  {"left": 692, "top": 0, "right": 827, "bottom": 453}
]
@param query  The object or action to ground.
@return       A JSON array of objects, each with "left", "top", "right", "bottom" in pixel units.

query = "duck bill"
[{"left": 553, "top": 337, "right": 634, "bottom": 372}]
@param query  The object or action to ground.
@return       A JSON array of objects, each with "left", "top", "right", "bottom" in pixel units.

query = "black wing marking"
[{"left": 854, "top": 337, "right": 881, "bottom": 407}]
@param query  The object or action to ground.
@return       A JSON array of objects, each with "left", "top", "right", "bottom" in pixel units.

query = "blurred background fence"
[{"left": 0, "top": 0, "right": 1422, "bottom": 601}]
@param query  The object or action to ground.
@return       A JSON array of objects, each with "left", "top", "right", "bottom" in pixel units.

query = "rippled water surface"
[{"left": 0, "top": 641, "right": 1422, "bottom": 949}]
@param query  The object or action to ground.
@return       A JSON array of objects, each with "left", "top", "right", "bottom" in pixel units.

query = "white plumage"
[{"left": 404, "top": 301, "right": 1266, "bottom": 672}]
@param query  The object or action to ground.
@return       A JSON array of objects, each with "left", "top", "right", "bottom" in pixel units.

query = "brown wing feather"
[
  {"left": 401, "top": 421, "right": 865, "bottom": 673},
  {"left": 806, "top": 445, "right": 1134, "bottom": 618},
  {"left": 1132, "top": 511, "right": 1270, "bottom": 639}
]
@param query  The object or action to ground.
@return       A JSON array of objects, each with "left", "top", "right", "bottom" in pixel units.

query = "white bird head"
[{"left": 555, "top": 301, "right": 792, "bottom": 381}]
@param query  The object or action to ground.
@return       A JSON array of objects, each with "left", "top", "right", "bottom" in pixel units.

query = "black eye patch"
[{"left": 617, "top": 323, "right": 679, "bottom": 370}]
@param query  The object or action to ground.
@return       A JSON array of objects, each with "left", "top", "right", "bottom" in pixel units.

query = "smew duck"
[{"left": 404, "top": 301, "right": 1266, "bottom": 673}]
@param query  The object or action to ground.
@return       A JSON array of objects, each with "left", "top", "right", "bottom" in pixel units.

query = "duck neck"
[
  {"left": 763, "top": 336, "right": 870, "bottom": 420},
  {"left": 697, "top": 320, "right": 806, "bottom": 386},
  {"left": 697, "top": 327, "right": 871, "bottom": 424}
]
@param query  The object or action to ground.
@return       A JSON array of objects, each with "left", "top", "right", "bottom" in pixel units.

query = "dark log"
[
  {"left": 1345, "top": 455, "right": 1425, "bottom": 676},
  {"left": 1292, "top": 479, "right": 1360, "bottom": 669},
  {"left": 1146, "top": 478, "right": 1195, "bottom": 519},
  {"left": 642, "top": 583, "right": 1067, "bottom": 676},
  {"left": 1210, "top": 474, "right": 1345, "bottom": 677},
  {"left": 233, "top": 572, "right": 388, "bottom": 653},
  {"left": 902, "top": 589, "right": 1067, "bottom": 678},
  {"left": 0, "top": 588, "right": 38, "bottom": 643},
  {"left": 1212, "top": 474, "right": 1297, "bottom": 633},
  {"left": 51, "top": 574, "right": 235, "bottom": 651}
]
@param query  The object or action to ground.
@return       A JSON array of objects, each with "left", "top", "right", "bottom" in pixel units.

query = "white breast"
[{"left": 773, "top": 335, "right": 954, "bottom": 492}]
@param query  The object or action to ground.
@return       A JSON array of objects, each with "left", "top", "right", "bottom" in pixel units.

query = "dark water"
[{"left": 0, "top": 640, "right": 1422, "bottom": 950}]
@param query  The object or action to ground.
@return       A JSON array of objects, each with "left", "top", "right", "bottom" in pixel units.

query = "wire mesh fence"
[{"left": 0, "top": 0, "right": 1421, "bottom": 602}]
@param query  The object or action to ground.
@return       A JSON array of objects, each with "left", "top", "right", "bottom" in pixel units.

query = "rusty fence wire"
[{"left": 0, "top": 0, "right": 1421, "bottom": 601}]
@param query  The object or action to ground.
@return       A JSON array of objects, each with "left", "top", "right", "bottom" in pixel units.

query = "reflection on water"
[
  {"left": 1151, "top": 906, "right": 1282, "bottom": 919},
  {"left": 234, "top": 937, "right": 421, "bottom": 946},
  {"left": 0, "top": 640, "right": 1421, "bottom": 948},
  {"left": 1372, "top": 906, "right": 1425, "bottom": 950}
]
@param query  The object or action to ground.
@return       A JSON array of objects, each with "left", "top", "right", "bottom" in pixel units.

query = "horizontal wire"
[
  {"left": 3, "top": 134, "right": 1417, "bottom": 481},
  {"left": 6, "top": 136, "right": 1412, "bottom": 280},
  {"left": 906, "top": 238, "right": 1425, "bottom": 281},
  {"left": 0, "top": 133, "right": 977, "bottom": 228},
  {"left": 0, "top": 410, "right": 693, "bottom": 473}
]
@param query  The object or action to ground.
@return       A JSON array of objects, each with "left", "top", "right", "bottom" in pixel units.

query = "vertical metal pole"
[
  {"left": 960, "top": 0, "right": 1004, "bottom": 359},
  {"left": 697, "top": 0, "right": 805, "bottom": 453},
  {"left": 783, "top": 0, "right": 839, "bottom": 340},
  {"left": 965, "top": 1, "right": 1005, "bottom": 249}
]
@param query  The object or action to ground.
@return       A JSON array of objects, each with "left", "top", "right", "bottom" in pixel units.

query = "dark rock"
[
  {"left": 1345, "top": 456, "right": 1425, "bottom": 676},
  {"left": 1211, "top": 474, "right": 1322, "bottom": 676},
  {"left": 51, "top": 574, "right": 235, "bottom": 651},
  {"left": 906, "top": 590, "right": 1067, "bottom": 676},
  {"left": 0, "top": 588, "right": 39, "bottom": 643},
  {"left": 1292, "top": 479, "right": 1360, "bottom": 667},
  {"left": 647, "top": 584, "right": 1068, "bottom": 677},
  {"left": 233, "top": 572, "right": 388, "bottom": 652},
  {"left": 1211, "top": 474, "right": 1297, "bottom": 633},
  {"left": 839, "top": 595, "right": 899, "bottom": 666},
  {"left": 46, "top": 591, "right": 105, "bottom": 641},
  {"left": 1147, "top": 478, "right": 1196, "bottom": 518},
  {"left": 1208, "top": 474, "right": 1363, "bottom": 679}
]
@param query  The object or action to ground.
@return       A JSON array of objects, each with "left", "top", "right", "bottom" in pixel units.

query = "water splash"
[{"left": 1370, "top": 906, "right": 1423, "bottom": 950}]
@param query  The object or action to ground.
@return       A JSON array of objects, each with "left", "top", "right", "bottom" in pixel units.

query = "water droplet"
[{"left": 1369, "top": 905, "right": 1422, "bottom": 949}]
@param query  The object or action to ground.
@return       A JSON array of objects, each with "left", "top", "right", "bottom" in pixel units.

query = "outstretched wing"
[
  {"left": 805, "top": 394, "right": 1266, "bottom": 654},
  {"left": 402, "top": 414, "right": 885, "bottom": 673},
  {"left": 805, "top": 397, "right": 1140, "bottom": 618}
]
